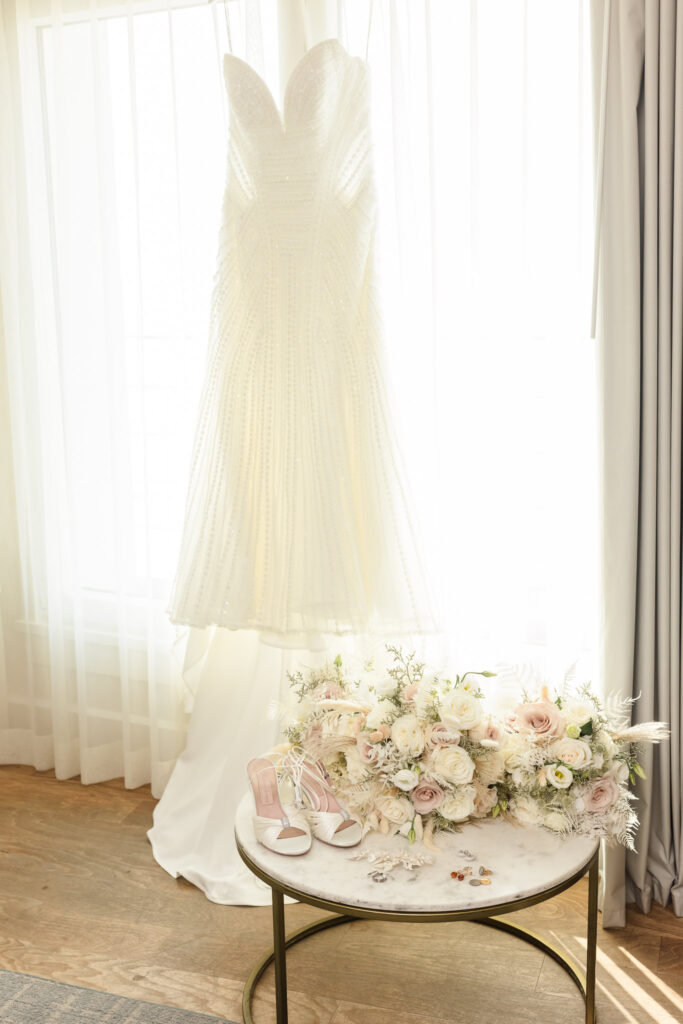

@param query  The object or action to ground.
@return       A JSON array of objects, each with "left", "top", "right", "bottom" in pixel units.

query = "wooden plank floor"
[{"left": 1, "top": 765, "right": 682, "bottom": 1024}]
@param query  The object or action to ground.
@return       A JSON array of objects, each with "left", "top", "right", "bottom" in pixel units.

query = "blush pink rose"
[
  {"left": 356, "top": 731, "right": 381, "bottom": 764},
  {"left": 581, "top": 775, "right": 620, "bottom": 812},
  {"left": 401, "top": 684, "right": 419, "bottom": 703},
  {"left": 425, "top": 722, "right": 461, "bottom": 748},
  {"left": 411, "top": 780, "right": 444, "bottom": 813},
  {"left": 469, "top": 719, "right": 502, "bottom": 746},
  {"left": 511, "top": 700, "right": 564, "bottom": 741},
  {"left": 313, "top": 681, "right": 344, "bottom": 699}
]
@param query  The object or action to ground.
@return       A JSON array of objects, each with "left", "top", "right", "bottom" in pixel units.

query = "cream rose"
[
  {"left": 440, "top": 786, "right": 476, "bottom": 822},
  {"left": 502, "top": 733, "right": 529, "bottom": 770},
  {"left": 564, "top": 702, "right": 593, "bottom": 728},
  {"left": 546, "top": 763, "right": 574, "bottom": 789},
  {"left": 440, "top": 788, "right": 476, "bottom": 822},
  {"left": 391, "top": 714, "right": 425, "bottom": 757},
  {"left": 512, "top": 700, "right": 565, "bottom": 741},
  {"left": 373, "top": 677, "right": 399, "bottom": 698},
  {"left": 431, "top": 745, "right": 475, "bottom": 785},
  {"left": 550, "top": 737, "right": 593, "bottom": 770},
  {"left": 510, "top": 796, "right": 542, "bottom": 826},
  {"left": 439, "top": 690, "right": 483, "bottom": 731},
  {"left": 392, "top": 768, "right": 420, "bottom": 792},
  {"left": 376, "top": 793, "right": 412, "bottom": 825}
]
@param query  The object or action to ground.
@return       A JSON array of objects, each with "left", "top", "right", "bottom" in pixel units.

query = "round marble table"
[{"left": 235, "top": 793, "right": 599, "bottom": 1024}]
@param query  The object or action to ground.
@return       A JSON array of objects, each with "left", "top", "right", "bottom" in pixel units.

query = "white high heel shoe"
[
  {"left": 286, "top": 755, "right": 362, "bottom": 848},
  {"left": 247, "top": 757, "right": 312, "bottom": 856}
]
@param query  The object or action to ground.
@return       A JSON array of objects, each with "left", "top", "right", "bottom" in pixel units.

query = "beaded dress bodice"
[{"left": 168, "top": 39, "right": 435, "bottom": 646}]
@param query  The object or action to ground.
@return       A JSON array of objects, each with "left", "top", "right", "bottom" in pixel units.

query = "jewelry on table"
[{"left": 350, "top": 847, "right": 433, "bottom": 882}]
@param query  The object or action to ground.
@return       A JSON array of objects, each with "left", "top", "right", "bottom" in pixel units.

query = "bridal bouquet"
[
  {"left": 502, "top": 688, "right": 667, "bottom": 847},
  {"left": 279, "top": 648, "right": 667, "bottom": 848}
]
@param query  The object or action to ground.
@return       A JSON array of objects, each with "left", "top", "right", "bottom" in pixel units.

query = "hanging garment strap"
[
  {"left": 222, "top": 0, "right": 233, "bottom": 55},
  {"left": 366, "top": 0, "right": 374, "bottom": 61},
  {"left": 298, "top": 0, "right": 312, "bottom": 50}
]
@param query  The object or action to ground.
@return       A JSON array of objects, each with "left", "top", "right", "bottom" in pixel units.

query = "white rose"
[
  {"left": 391, "top": 714, "right": 425, "bottom": 756},
  {"left": 439, "top": 690, "right": 483, "bottom": 731},
  {"left": 440, "top": 786, "right": 476, "bottom": 821},
  {"left": 564, "top": 702, "right": 593, "bottom": 727},
  {"left": 376, "top": 793, "right": 412, "bottom": 825},
  {"left": 431, "top": 745, "right": 475, "bottom": 785},
  {"left": 392, "top": 768, "right": 420, "bottom": 792},
  {"left": 544, "top": 811, "right": 569, "bottom": 832},
  {"left": 365, "top": 700, "right": 394, "bottom": 730},
  {"left": 510, "top": 796, "right": 542, "bottom": 826},
  {"left": 546, "top": 764, "right": 574, "bottom": 789},
  {"left": 373, "top": 677, "right": 399, "bottom": 698},
  {"left": 476, "top": 750, "right": 506, "bottom": 786},
  {"left": 550, "top": 737, "right": 593, "bottom": 770}
]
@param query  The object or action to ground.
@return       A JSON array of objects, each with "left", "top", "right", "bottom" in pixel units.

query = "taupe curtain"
[{"left": 593, "top": 0, "right": 682, "bottom": 926}]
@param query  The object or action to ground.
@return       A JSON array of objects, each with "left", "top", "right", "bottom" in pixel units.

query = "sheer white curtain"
[{"left": 0, "top": 0, "right": 597, "bottom": 875}]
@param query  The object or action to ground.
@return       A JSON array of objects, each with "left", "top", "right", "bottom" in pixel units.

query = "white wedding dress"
[
  {"left": 167, "top": 38, "right": 434, "bottom": 644},
  {"left": 149, "top": 39, "right": 436, "bottom": 905}
]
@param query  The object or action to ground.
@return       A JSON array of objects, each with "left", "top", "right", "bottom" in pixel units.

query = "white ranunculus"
[
  {"left": 392, "top": 768, "right": 420, "bottom": 792},
  {"left": 376, "top": 793, "right": 412, "bottom": 825},
  {"left": 440, "top": 786, "right": 476, "bottom": 822},
  {"left": 373, "top": 677, "right": 399, "bottom": 698},
  {"left": 564, "top": 702, "right": 593, "bottom": 727},
  {"left": 431, "top": 745, "right": 475, "bottom": 785},
  {"left": 510, "top": 796, "right": 542, "bottom": 826},
  {"left": 545, "top": 764, "right": 574, "bottom": 789},
  {"left": 391, "top": 714, "right": 425, "bottom": 756},
  {"left": 439, "top": 690, "right": 483, "bottom": 731},
  {"left": 550, "top": 737, "right": 593, "bottom": 770},
  {"left": 365, "top": 700, "right": 395, "bottom": 730},
  {"left": 544, "top": 811, "right": 569, "bottom": 832}
]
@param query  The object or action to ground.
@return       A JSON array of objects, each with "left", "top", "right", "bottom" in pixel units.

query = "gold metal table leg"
[
  {"left": 586, "top": 853, "right": 599, "bottom": 1024},
  {"left": 272, "top": 889, "right": 287, "bottom": 1024},
  {"left": 241, "top": 853, "right": 600, "bottom": 1023}
]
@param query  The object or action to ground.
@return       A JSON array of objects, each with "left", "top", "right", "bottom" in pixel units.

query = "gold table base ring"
[{"left": 238, "top": 847, "right": 598, "bottom": 1024}]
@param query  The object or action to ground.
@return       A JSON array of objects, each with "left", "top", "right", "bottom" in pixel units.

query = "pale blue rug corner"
[{"left": 0, "top": 969, "right": 237, "bottom": 1023}]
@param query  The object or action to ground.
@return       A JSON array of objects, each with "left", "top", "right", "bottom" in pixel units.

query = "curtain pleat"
[{"left": 593, "top": 0, "right": 683, "bottom": 923}]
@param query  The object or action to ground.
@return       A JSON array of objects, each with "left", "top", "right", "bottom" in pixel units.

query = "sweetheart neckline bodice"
[{"left": 222, "top": 37, "right": 367, "bottom": 134}]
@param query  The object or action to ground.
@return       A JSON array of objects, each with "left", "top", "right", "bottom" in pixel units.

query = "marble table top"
[{"left": 234, "top": 793, "right": 598, "bottom": 915}]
